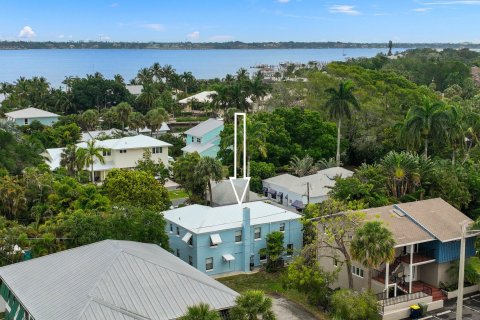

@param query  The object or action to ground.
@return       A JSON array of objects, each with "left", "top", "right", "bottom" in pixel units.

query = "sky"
[{"left": 0, "top": 0, "right": 479, "bottom": 43}]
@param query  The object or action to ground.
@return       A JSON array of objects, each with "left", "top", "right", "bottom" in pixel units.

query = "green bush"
[{"left": 330, "top": 289, "right": 380, "bottom": 320}]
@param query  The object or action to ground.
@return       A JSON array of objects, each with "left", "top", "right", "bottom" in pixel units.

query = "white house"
[
  {"left": 5, "top": 107, "right": 60, "bottom": 126},
  {"left": 262, "top": 167, "right": 354, "bottom": 210},
  {"left": 43, "top": 134, "right": 172, "bottom": 182}
]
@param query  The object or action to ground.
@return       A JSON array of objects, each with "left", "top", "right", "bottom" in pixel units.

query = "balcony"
[{"left": 398, "top": 249, "right": 435, "bottom": 265}]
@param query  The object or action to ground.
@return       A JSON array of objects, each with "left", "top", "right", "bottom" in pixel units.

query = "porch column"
[
  {"left": 409, "top": 244, "right": 413, "bottom": 294},
  {"left": 385, "top": 262, "right": 390, "bottom": 299}
]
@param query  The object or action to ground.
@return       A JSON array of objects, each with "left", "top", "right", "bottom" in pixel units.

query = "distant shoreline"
[{"left": 1, "top": 41, "right": 479, "bottom": 50}]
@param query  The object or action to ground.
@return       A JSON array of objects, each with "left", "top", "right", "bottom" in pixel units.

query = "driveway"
[
  {"left": 269, "top": 295, "right": 319, "bottom": 320},
  {"left": 419, "top": 293, "right": 480, "bottom": 319}
]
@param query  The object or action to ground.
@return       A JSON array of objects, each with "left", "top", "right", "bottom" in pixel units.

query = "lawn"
[
  {"left": 218, "top": 271, "right": 329, "bottom": 319},
  {"left": 168, "top": 189, "right": 188, "bottom": 200}
]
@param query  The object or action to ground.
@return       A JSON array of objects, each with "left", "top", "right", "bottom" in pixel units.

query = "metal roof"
[
  {"left": 183, "top": 119, "right": 223, "bottom": 137},
  {"left": 210, "top": 180, "right": 266, "bottom": 206},
  {"left": 5, "top": 107, "right": 60, "bottom": 119},
  {"left": 178, "top": 91, "right": 217, "bottom": 105},
  {"left": 163, "top": 201, "right": 301, "bottom": 234},
  {"left": 264, "top": 167, "right": 354, "bottom": 198},
  {"left": 0, "top": 240, "right": 238, "bottom": 320}
]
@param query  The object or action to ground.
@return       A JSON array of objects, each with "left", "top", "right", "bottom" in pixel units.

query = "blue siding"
[
  {"left": 185, "top": 124, "right": 224, "bottom": 158},
  {"left": 166, "top": 219, "right": 303, "bottom": 276},
  {"left": 420, "top": 238, "right": 476, "bottom": 263},
  {"left": 14, "top": 116, "right": 58, "bottom": 126}
]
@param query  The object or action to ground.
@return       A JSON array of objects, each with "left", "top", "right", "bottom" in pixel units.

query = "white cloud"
[
  {"left": 329, "top": 5, "right": 361, "bottom": 15},
  {"left": 187, "top": 31, "right": 200, "bottom": 41},
  {"left": 209, "top": 35, "right": 234, "bottom": 42},
  {"left": 18, "top": 26, "right": 36, "bottom": 38},
  {"left": 413, "top": 7, "right": 432, "bottom": 11},
  {"left": 140, "top": 23, "right": 165, "bottom": 31},
  {"left": 58, "top": 34, "right": 65, "bottom": 39},
  {"left": 277, "top": 0, "right": 291, "bottom": 3}
]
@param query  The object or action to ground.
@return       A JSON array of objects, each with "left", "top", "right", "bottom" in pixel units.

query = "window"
[
  {"left": 235, "top": 230, "right": 242, "bottom": 243},
  {"left": 176, "top": 249, "right": 180, "bottom": 257},
  {"left": 259, "top": 250, "right": 267, "bottom": 261},
  {"left": 286, "top": 244, "right": 293, "bottom": 256},
  {"left": 280, "top": 223, "right": 285, "bottom": 232},
  {"left": 152, "top": 147, "right": 163, "bottom": 154},
  {"left": 188, "top": 236, "right": 193, "bottom": 246},
  {"left": 188, "top": 255, "right": 193, "bottom": 266},
  {"left": 169, "top": 224, "right": 173, "bottom": 232},
  {"left": 24, "top": 118, "right": 29, "bottom": 125},
  {"left": 191, "top": 136, "right": 194, "bottom": 142},
  {"left": 254, "top": 227, "right": 261, "bottom": 239},
  {"left": 352, "top": 266, "right": 364, "bottom": 278},
  {"left": 176, "top": 226, "right": 180, "bottom": 236},
  {"left": 196, "top": 137, "right": 201, "bottom": 143},
  {"left": 119, "top": 149, "right": 127, "bottom": 154},
  {"left": 103, "top": 149, "right": 111, "bottom": 156},
  {"left": 206, "top": 257, "right": 213, "bottom": 271}
]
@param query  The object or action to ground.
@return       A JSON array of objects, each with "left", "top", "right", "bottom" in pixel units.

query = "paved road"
[
  {"left": 269, "top": 295, "right": 319, "bottom": 320},
  {"left": 420, "top": 293, "right": 480, "bottom": 320}
]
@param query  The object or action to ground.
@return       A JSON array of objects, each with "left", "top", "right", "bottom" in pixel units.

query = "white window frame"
[
  {"left": 351, "top": 266, "right": 364, "bottom": 278},
  {"left": 188, "top": 255, "right": 193, "bottom": 266},
  {"left": 286, "top": 243, "right": 293, "bottom": 256},
  {"left": 176, "top": 249, "right": 180, "bottom": 257},
  {"left": 103, "top": 149, "right": 111, "bottom": 156},
  {"left": 120, "top": 149, "right": 127, "bottom": 154},
  {"left": 254, "top": 227, "right": 261, "bottom": 240},
  {"left": 152, "top": 146, "right": 163, "bottom": 154},
  {"left": 176, "top": 226, "right": 180, "bottom": 236},
  {"left": 205, "top": 257, "right": 214, "bottom": 271},
  {"left": 280, "top": 223, "right": 285, "bottom": 232},
  {"left": 235, "top": 230, "right": 242, "bottom": 243},
  {"left": 24, "top": 118, "right": 29, "bottom": 125}
]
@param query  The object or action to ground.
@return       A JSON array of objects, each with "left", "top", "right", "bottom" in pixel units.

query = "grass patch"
[
  {"left": 218, "top": 271, "right": 329, "bottom": 319},
  {"left": 168, "top": 189, "right": 189, "bottom": 200},
  {"left": 175, "top": 116, "right": 209, "bottom": 122}
]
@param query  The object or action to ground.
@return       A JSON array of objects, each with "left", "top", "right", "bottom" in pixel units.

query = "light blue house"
[
  {"left": 5, "top": 107, "right": 59, "bottom": 126},
  {"left": 163, "top": 201, "right": 303, "bottom": 276},
  {"left": 181, "top": 118, "right": 223, "bottom": 158}
]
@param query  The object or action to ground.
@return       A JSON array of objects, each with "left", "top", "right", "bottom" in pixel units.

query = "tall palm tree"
[
  {"left": 136, "top": 67, "right": 153, "bottom": 84},
  {"left": 113, "top": 74, "right": 124, "bottom": 84},
  {"left": 180, "top": 71, "right": 195, "bottom": 95},
  {"left": 445, "top": 105, "right": 465, "bottom": 165},
  {"left": 137, "top": 83, "right": 160, "bottom": 111},
  {"left": 325, "top": 81, "right": 360, "bottom": 166},
  {"left": 195, "top": 157, "right": 223, "bottom": 205},
  {"left": 249, "top": 75, "right": 269, "bottom": 111},
  {"left": 230, "top": 290, "right": 275, "bottom": 320},
  {"left": 129, "top": 112, "right": 146, "bottom": 133},
  {"left": 404, "top": 97, "right": 450, "bottom": 157},
  {"left": 146, "top": 108, "right": 169, "bottom": 136},
  {"left": 288, "top": 155, "right": 318, "bottom": 177},
  {"left": 350, "top": 221, "right": 395, "bottom": 290},
  {"left": 101, "top": 109, "right": 118, "bottom": 130},
  {"left": 60, "top": 144, "right": 83, "bottom": 177},
  {"left": 150, "top": 62, "right": 163, "bottom": 82},
  {"left": 81, "top": 109, "right": 100, "bottom": 131},
  {"left": 115, "top": 102, "right": 133, "bottom": 132},
  {"left": 77, "top": 140, "right": 106, "bottom": 183},
  {"left": 180, "top": 303, "right": 220, "bottom": 320}
]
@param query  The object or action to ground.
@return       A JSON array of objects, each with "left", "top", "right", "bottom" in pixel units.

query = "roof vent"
[{"left": 391, "top": 208, "right": 405, "bottom": 217}]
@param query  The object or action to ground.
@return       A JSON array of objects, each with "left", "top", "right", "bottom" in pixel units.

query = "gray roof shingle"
[
  {"left": 184, "top": 119, "right": 223, "bottom": 137},
  {"left": 0, "top": 240, "right": 238, "bottom": 320}
]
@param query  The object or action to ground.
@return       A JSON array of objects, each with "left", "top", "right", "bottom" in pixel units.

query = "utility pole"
[
  {"left": 307, "top": 182, "right": 310, "bottom": 204},
  {"left": 456, "top": 222, "right": 468, "bottom": 320}
]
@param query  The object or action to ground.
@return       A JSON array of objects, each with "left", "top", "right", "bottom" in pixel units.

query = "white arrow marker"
[{"left": 230, "top": 113, "right": 250, "bottom": 206}]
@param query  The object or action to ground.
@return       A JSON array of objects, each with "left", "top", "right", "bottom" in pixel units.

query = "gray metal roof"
[
  {"left": 210, "top": 180, "right": 266, "bottom": 206},
  {"left": 184, "top": 119, "right": 223, "bottom": 137},
  {"left": 0, "top": 240, "right": 238, "bottom": 320}
]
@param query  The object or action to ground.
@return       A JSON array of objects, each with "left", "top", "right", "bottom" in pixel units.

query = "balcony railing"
[{"left": 376, "top": 284, "right": 432, "bottom": 313}]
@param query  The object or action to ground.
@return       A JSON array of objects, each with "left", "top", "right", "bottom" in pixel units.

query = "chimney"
[{"left": 242, "top": 207, "right": 251, "bottom": 272}]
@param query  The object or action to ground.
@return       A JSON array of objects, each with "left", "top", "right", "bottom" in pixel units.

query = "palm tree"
[
  {"left": 150, "top": 62, "right": 163, "bottom": 82},
  {"left": 81, "top": 109, "right": 100, "bottom": 131},
  {"left": 138, "top": 83, "right": 160, "bottom": 111},
  {"left": 115, "top": 102, "right": 133, "bottom": 132},
  {"left": 146, "top": 107, "right": 169, "bottom": 136},
  {"left": 180, "top": 303, "right": 220, "bottom": 320},
  {"left": 249, "top": 75, "right": 269, "bottom": 111},
  {"left": 101, "top": 109, "right": 118, "bottom": 130},
  {"left": 60, "top": 144, "right": 83, "bottom": 177},
  {"left": 325, "top": 81, "right": 360, "bottom": 167},
  {"left": 318, "top": 157, "right": 338, "bottom": 169},
  {"left": 350, "top": 221, "right": 395, "bottom": 290},
  {"left": 288, "top": 155, "right": 318, "bottom": 177},
  {"left": 195, "top": 157, "right": 223, "bottom": 205},
  {"left": 136, "top": 67, "right": 153, "bottom": 84},
  {"left": 113, "top": 74, "right": 124, "bottom": 84},
  {"left": 230, "top": 290, "right": 275, "bottom": 320},
  {"left": 77, "top": 140, "right": 107, "bottom": 183},
  {"left": 445, "top": 105, "right": 465, "bottom": 165},
  {"left": 180, "top": 71, "right": 195, "bottom": 95},
  {"left": 404, "top": 97, "right": 450, "bottom": 157},
  {"left": 129, "top": 112, "right": 146, "bottom": 133}
]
